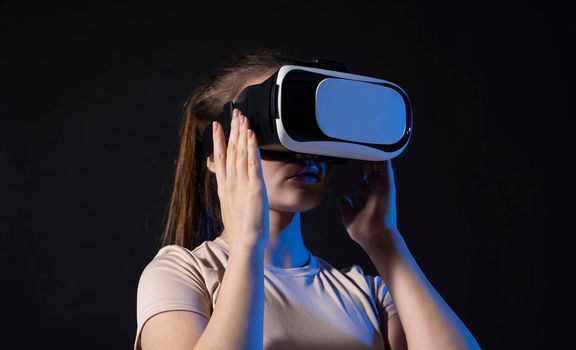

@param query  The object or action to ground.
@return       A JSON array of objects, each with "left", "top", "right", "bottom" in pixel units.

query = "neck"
[{"left": 265, "top": 210, "right": 310, "bottom": 268}]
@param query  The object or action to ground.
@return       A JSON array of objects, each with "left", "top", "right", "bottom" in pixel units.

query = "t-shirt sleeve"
[
  {"left": 373, "top": 274, "right": 398, "bottom": 323},
  {"left": 134, "top": 245, "right": 212, "bottom": 350}
]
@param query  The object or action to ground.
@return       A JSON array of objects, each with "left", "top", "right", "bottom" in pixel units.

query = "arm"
[
  {"left": 381, "top": 313, "right": 408, "bottom": 350},
  {"left": 142, "top": 109, "right": 269, "bottom": 349},
  {"left": 189, "top": 108, "right": 268, "bottom": 350},
  {"left": 141, "top": 244, "right": 265, "bottom": 350},
  {"left": 336, "top": 159, "right": 480, "bottom": 350},
  {"left": 193, "top": 244, "right": 265, "bottom": 350},
  {"left": 368, "top": 230, "right": 480, "bottom": 350}
]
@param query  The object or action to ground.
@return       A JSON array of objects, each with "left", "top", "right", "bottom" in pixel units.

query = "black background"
[{"left": 1, "top": 1, "right": 574, "bottom": 349}]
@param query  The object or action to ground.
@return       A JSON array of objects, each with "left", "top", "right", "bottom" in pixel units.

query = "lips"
[{"left": 290, "top": 170, "right": 321, "bottom": 180}]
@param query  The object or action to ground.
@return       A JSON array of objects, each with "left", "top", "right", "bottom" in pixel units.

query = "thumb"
[{"left": 337, "top": 195, "right": 354, "bottom": 223}]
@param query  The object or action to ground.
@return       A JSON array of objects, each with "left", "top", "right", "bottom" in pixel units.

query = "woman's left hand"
[{"left": 336, "top": 160, "right": 398, "bottom": 250}]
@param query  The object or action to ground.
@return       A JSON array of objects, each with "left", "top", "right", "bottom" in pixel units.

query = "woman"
[{"left": 134, "top": 48, "right": 481, "bottom": 350}]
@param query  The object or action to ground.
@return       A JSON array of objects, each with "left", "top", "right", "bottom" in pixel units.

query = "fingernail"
[
  {"left": 248, "top": 129, "right": 253, "bottom": 138},
  {"left": 240, "top": 116, "right": 245, "bottom": 124},
  {"left": 213, "top": 121, "right": 218, "bottom": 131}
]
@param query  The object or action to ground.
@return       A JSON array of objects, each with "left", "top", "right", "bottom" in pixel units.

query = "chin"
[
  {"left": 270, "top": 201, "right": 322, "bottom": 213},
  {"left": 269, "top": 190, "right": 325, "bottom": 213}
]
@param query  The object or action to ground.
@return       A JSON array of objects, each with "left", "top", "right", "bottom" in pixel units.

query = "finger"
[
  {"left": 336, "top": 194, "right": 354, "bottom": 224},
  {"left": 236, "top": 112, "right": 248, "bottom": 181},
  {"left": 366, "top": 161, "right": 392, "bottom": 193},
  {"left": 212, "top": 121, "right": 227, "bottom": 189},
  {"left": 226, "top": 108, "right": 240, "bottom": 180},
  {"left": 247, "top": 127, "right": 263, "bottom": 183}
]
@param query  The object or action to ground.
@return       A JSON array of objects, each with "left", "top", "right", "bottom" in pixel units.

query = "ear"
[{"left": 206, "top": 155, "right": 216, "bottom": 174}]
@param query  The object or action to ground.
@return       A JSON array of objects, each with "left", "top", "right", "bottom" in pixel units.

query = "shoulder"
[
  {"left": 339, "top": 262, "right": 388, "bottom": 293},
  {"left": 136, "top": 240, "right": 229, "bottom": 298},
  {"left": 316, "top": 256, "right": 390, "bottom": 300},
  {"left": 143, "top": 240, "right": 228, "bottom": 275},
  {"left": 332, "top": 259, "right": 396, "bottom": 318},
  {"left": 333, "top": 258, "right": 374, "bottom": 287},
  {"left": 134, "top": 243, "right": 224, "bottom": 349},
  {"left": 314, "top": 256, "right": 374, "bottom": 292},
  {"left": 148, "top": 244, "right": 199, "bottom": 267},
  {"left": 135, "top": 240, "right": 229, "bottom": 317}
]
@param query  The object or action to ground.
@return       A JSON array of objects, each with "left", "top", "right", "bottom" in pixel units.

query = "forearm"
[
  {"left": 364, "top": 230, "right": 480, "bottom": 350},
  {"left": 194, "top": 243, "right": 265, "bottom": 350}
]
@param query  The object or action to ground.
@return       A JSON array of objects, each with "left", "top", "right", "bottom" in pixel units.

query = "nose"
[
  {"left": 300, "top": 157, "right": 325, "bottom": 179},
  {"left": 305, "top": 159, "right": 319, "bottom": 172},
  {"left": 294, "top": 153, "right": 326, "bottom": 174}
]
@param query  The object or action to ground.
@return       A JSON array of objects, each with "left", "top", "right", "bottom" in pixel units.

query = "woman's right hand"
[{"left": 212, "top": 108, "right": 270, "bottom": 252}]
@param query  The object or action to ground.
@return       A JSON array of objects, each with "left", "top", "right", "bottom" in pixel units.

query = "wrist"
[
  {"left": 363, "top": 229, "right": 411, "bottom": 271},
  {"left": 362, "top": 230, "right": 410, "bottom": 283},
  {"left": 230, "top": 239, "right": 267, "bottom": 257},
  {"left": 360, "top": 228, "right": 401, "bottom": 254}
]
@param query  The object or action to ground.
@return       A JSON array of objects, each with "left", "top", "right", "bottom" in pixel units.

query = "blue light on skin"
[{"left": 290, "top": 175, "right": 320, "bottom": 183}]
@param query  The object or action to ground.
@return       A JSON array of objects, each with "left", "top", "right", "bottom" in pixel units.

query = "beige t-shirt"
[{"left": 134, "top": 236, "right": 398, "bottom": 350}]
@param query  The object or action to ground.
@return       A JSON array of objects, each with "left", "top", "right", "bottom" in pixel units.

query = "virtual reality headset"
[{"left": 201, "top": 58, "right": 413, "bottom": 164}]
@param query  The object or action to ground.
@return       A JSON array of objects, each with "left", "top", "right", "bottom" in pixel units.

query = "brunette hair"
[{"left": 159, "top": 47, "right": 299, "bottom": 250}]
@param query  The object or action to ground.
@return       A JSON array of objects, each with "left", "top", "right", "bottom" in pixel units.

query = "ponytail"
[{"left": 159, "top": 47, "right": 297, "bottom": 250}]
